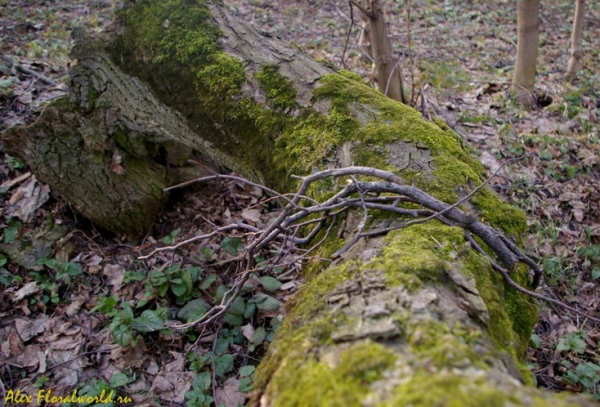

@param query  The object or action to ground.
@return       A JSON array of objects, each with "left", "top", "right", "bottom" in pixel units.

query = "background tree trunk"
[
  {"left": 1, "top": 1, "right": 595, "bottom": 405},
  {"left": 512, "top": 0, "right": 540, "bottom": 107},
  {"left": 565, "top": 0, "right": 585, "bottom": 79},
  {"left": 360, "top": 0, "right": 406, "bottom": 103}
]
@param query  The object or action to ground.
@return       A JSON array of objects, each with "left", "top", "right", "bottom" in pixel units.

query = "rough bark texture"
[
  {"left": 361, "top": 0, "right": 406, "bottom": 103},
  {"left": 1, "top": 0, "right": 596, "bottom": 405},
  {"left": 512, "top": 0, "right": 540, "bottom": 106},
  {"left": 565, "top": 0, "right": 585, "bottom": 79}
]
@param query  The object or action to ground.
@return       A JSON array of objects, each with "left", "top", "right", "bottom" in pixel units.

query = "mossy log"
[{"left": 1, "top": 0, "right": 594, "bottom": 405}]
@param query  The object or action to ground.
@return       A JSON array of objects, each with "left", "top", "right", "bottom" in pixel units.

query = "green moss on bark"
[{"left": 264, "top": 340, "right": 397, "bottom": 407}]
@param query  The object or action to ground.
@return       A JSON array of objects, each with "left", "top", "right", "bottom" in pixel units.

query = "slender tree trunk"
[
  {"left": 565, "top": 0, "right": 584, "bottom": 79},
  {"left": 360, "top": 0, "right": 406, "bottom": 103},
  {"left": 512, "top": 0, "right": 540, "bottom": 107}
]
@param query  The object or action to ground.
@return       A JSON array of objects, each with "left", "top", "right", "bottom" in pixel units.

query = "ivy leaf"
[
  {"left": 228, "top": 297, "right": 246, "bottom": 316},
  {"left": 222, "top": 313, "right": 244, "bottom": 326},
  {"left": 201, "top": 246, "right": 213, "bottom": 259},
  {"left": 530, "top": 333, "right": 541, "bottom": 348},
  {"left": 110, "top": 322, "right": 133, "bottom": 347},
  {"left": 557, "top": 333, "right": 586, "bottom": 354},
  {"left": 243, "top": 302, "right": 256, "bottom": 319},
  {"left": 221, "top": 237, "right": 244, "bottom": 256},
  {"left": 252, "top": 327, "right": 266, "bottom": 345},
  {"left": 149, "top": 270, "right": 168, "bottom": 286},
  {"left": 239, "top": 376, "right": 254, "bottom": 393},
  {"left": 239, "top": 365, "right": 255, "bottom": 377},
  {"left": 133, "top": 310, "right": 164, "bottom": 332},
  {"left": 178, "top": 299, "right": 209, "bottom": 322},
  {"left": 252, "top": 293, "right": 280, "bottom": 311},
  {"left": 260, "top": 276, "right": 282, "bottom": 292},
  {"left": 200, "top": 273, "right": 217, "bottom": 290},
  {"left": 109, "top": 372, "right": 130, "bottom": 388},
  {"left": 194, "top": 371, "right": 212, "bottom": 391},
  {"left": 214, "top": 354, "right": 234, "bottom": 378}
]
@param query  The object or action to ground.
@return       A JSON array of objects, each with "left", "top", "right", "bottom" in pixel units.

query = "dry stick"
[
  {"left": 384, "top": 59, "right": 404, "bottom": 100},
  {"left": 1, "top": 55, "right": 56, "bottom": 86},
  {"left": 399, "top": 155, "right": 525, "bottom": 227},
  {"left": 339, "top": 1, "right": 355, "bottom": 69},
  {"left": 165, "top": 174, "right": 297, "bottom": 207},
  {"left": 152, "top": 160, "right": 540, "bottom": 328},
  {"left": 253, "top": 175, "right": 361, "bottom": 251},
  {"left": 173, "top": 272, "right": 251, "bottom": 329},
  {"left": 349, "top": 0, "right": 371, "bottom": 17},
  {"left": 333, "top": 175, "right": 371, "bottom": 258},
  {"left": 464, "top": 232, "right": 600, "bottom": 325},
  {"left": 352, "top": 179, "right": 519, "bottom": 268},
  {"left": 322, "top": 158, "right": 525, "bottom": 264},
  {"left": 138, "top": 223, "right": 247, "bottom": 259},
  {"left": 17, "top": 346, "right": 119, "bottom": 390},
  {"left": 210, "top": 324, "right": 221, "bottom": 403},
  {"left": 302, "top": 213, "right": 339, "bottom": 258}
]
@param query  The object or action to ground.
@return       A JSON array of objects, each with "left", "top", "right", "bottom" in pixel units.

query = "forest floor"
[{"left": 0, "top": 0, "right": 599, "bottom": 405}]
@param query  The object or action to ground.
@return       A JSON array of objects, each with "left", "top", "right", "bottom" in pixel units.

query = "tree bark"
[
  {"left": 565, "top": 0, "right": 584, "bottom": 79},
  {"left": 360, "top": 0, "right": 406, "bottom": 103},
  {"left": 1, "top": 0, "right": 595, "bottom": 405},
  {"left": 512, "top": 0, "right": 540, "bottom": 107}
]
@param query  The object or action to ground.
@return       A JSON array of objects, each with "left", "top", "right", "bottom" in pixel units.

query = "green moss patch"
[{"left": 265, "top": 341, "right": 396, "bottom": 407}]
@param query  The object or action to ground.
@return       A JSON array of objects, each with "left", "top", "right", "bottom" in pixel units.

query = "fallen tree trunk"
[{"left": 2, "top": 0, "right": 594, "bottom": 405}]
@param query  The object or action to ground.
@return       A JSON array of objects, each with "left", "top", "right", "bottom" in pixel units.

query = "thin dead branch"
[{"left": 140, "top": 160, "right": 600, "bottom": 329}]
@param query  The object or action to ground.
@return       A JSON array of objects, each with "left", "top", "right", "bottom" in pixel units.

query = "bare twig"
[
  {"left": 142, "top": 157, "right": 584, "bottom": 329},
  {"left": 1, "top": 55, "right": 56, "bottom": 86},
  {"left": 465, "top": 232, "right": 600, "bottom": 324}
]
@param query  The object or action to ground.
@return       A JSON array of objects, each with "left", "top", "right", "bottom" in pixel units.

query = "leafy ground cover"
[{"left": 0, "top": 0, "right": 599, "bottom": 405}]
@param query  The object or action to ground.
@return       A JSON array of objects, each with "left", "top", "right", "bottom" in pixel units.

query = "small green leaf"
[
  {"left": 243, "top": 302, "right": 256, "bottom": 319},
  {"left": 178, "top": 299, "right": 209, "bottom": 321},
  {"left": 260, "top": 276, "right": 282, "bottom": 292},
  {"left": 252, "top": 327, "right": 266, "bottom": 345},
  {"left": 214, "top": 285, "right": 228, "bottom": 303},
  {"left": 253, "top": 293, "right": 280, "bottom": 311},
  {"left": 214, "top": 335, "right": 232, "bottom": 356},
  {"left": 194, "top": 371, "right": 212, "bottom": 391},
  {"left": 239, "top": 376, "right": 254, "bottom": 393},
  {"left": 133, "top": 310, "right": 164, "bottom": 332},
  {"left": 109, "top": 372, "right": 130, "bottom": 388},
  {"left": 90, "top": 296, "right": 118, "bottom": 314},
  {"left": 64, "top": 262, "right": 83, "bottom": 276},
  {"left": 214, "top": 354, "right": 234, "bottom": 378},
  {"left": 111, "top": 323, "right": 133, "bottom": 347},
  {"left": 557, "top": 333, "right": 586, "bottom": 354},
  {"left": 239, "top": 365, "right": 255, "bottom": 377},
  {"left": 530, "top": 333, "right": 541, "bottom": 348},
  {"left": 162, "top": 228, "right": 181, "bottom": 244},
  {"left": 592, "top": 268, "right": 600, "bottom": 280},
  {"left": 222, "top": 313, "right": 244, "bottom": 326},
  {"left": 171, "top": 280, "right": 188, "bottom": 297},
  {"left": 228, "top": 297, "right": 246, "bottom": 316},
  {"left": 158, "top": 283, "right": 169, "bottom": 297},
  {"left": 149, "top": 270, "right": 168, "bottom": 286},
  {"left": 199, "top": 273, "right": 217, "bottom": 290},
  {"left": 201, "top": 247, "right": 213, "bottom": 259},
  {"left": 221, "top": 237, "right": 244, "bottom": 256}
]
